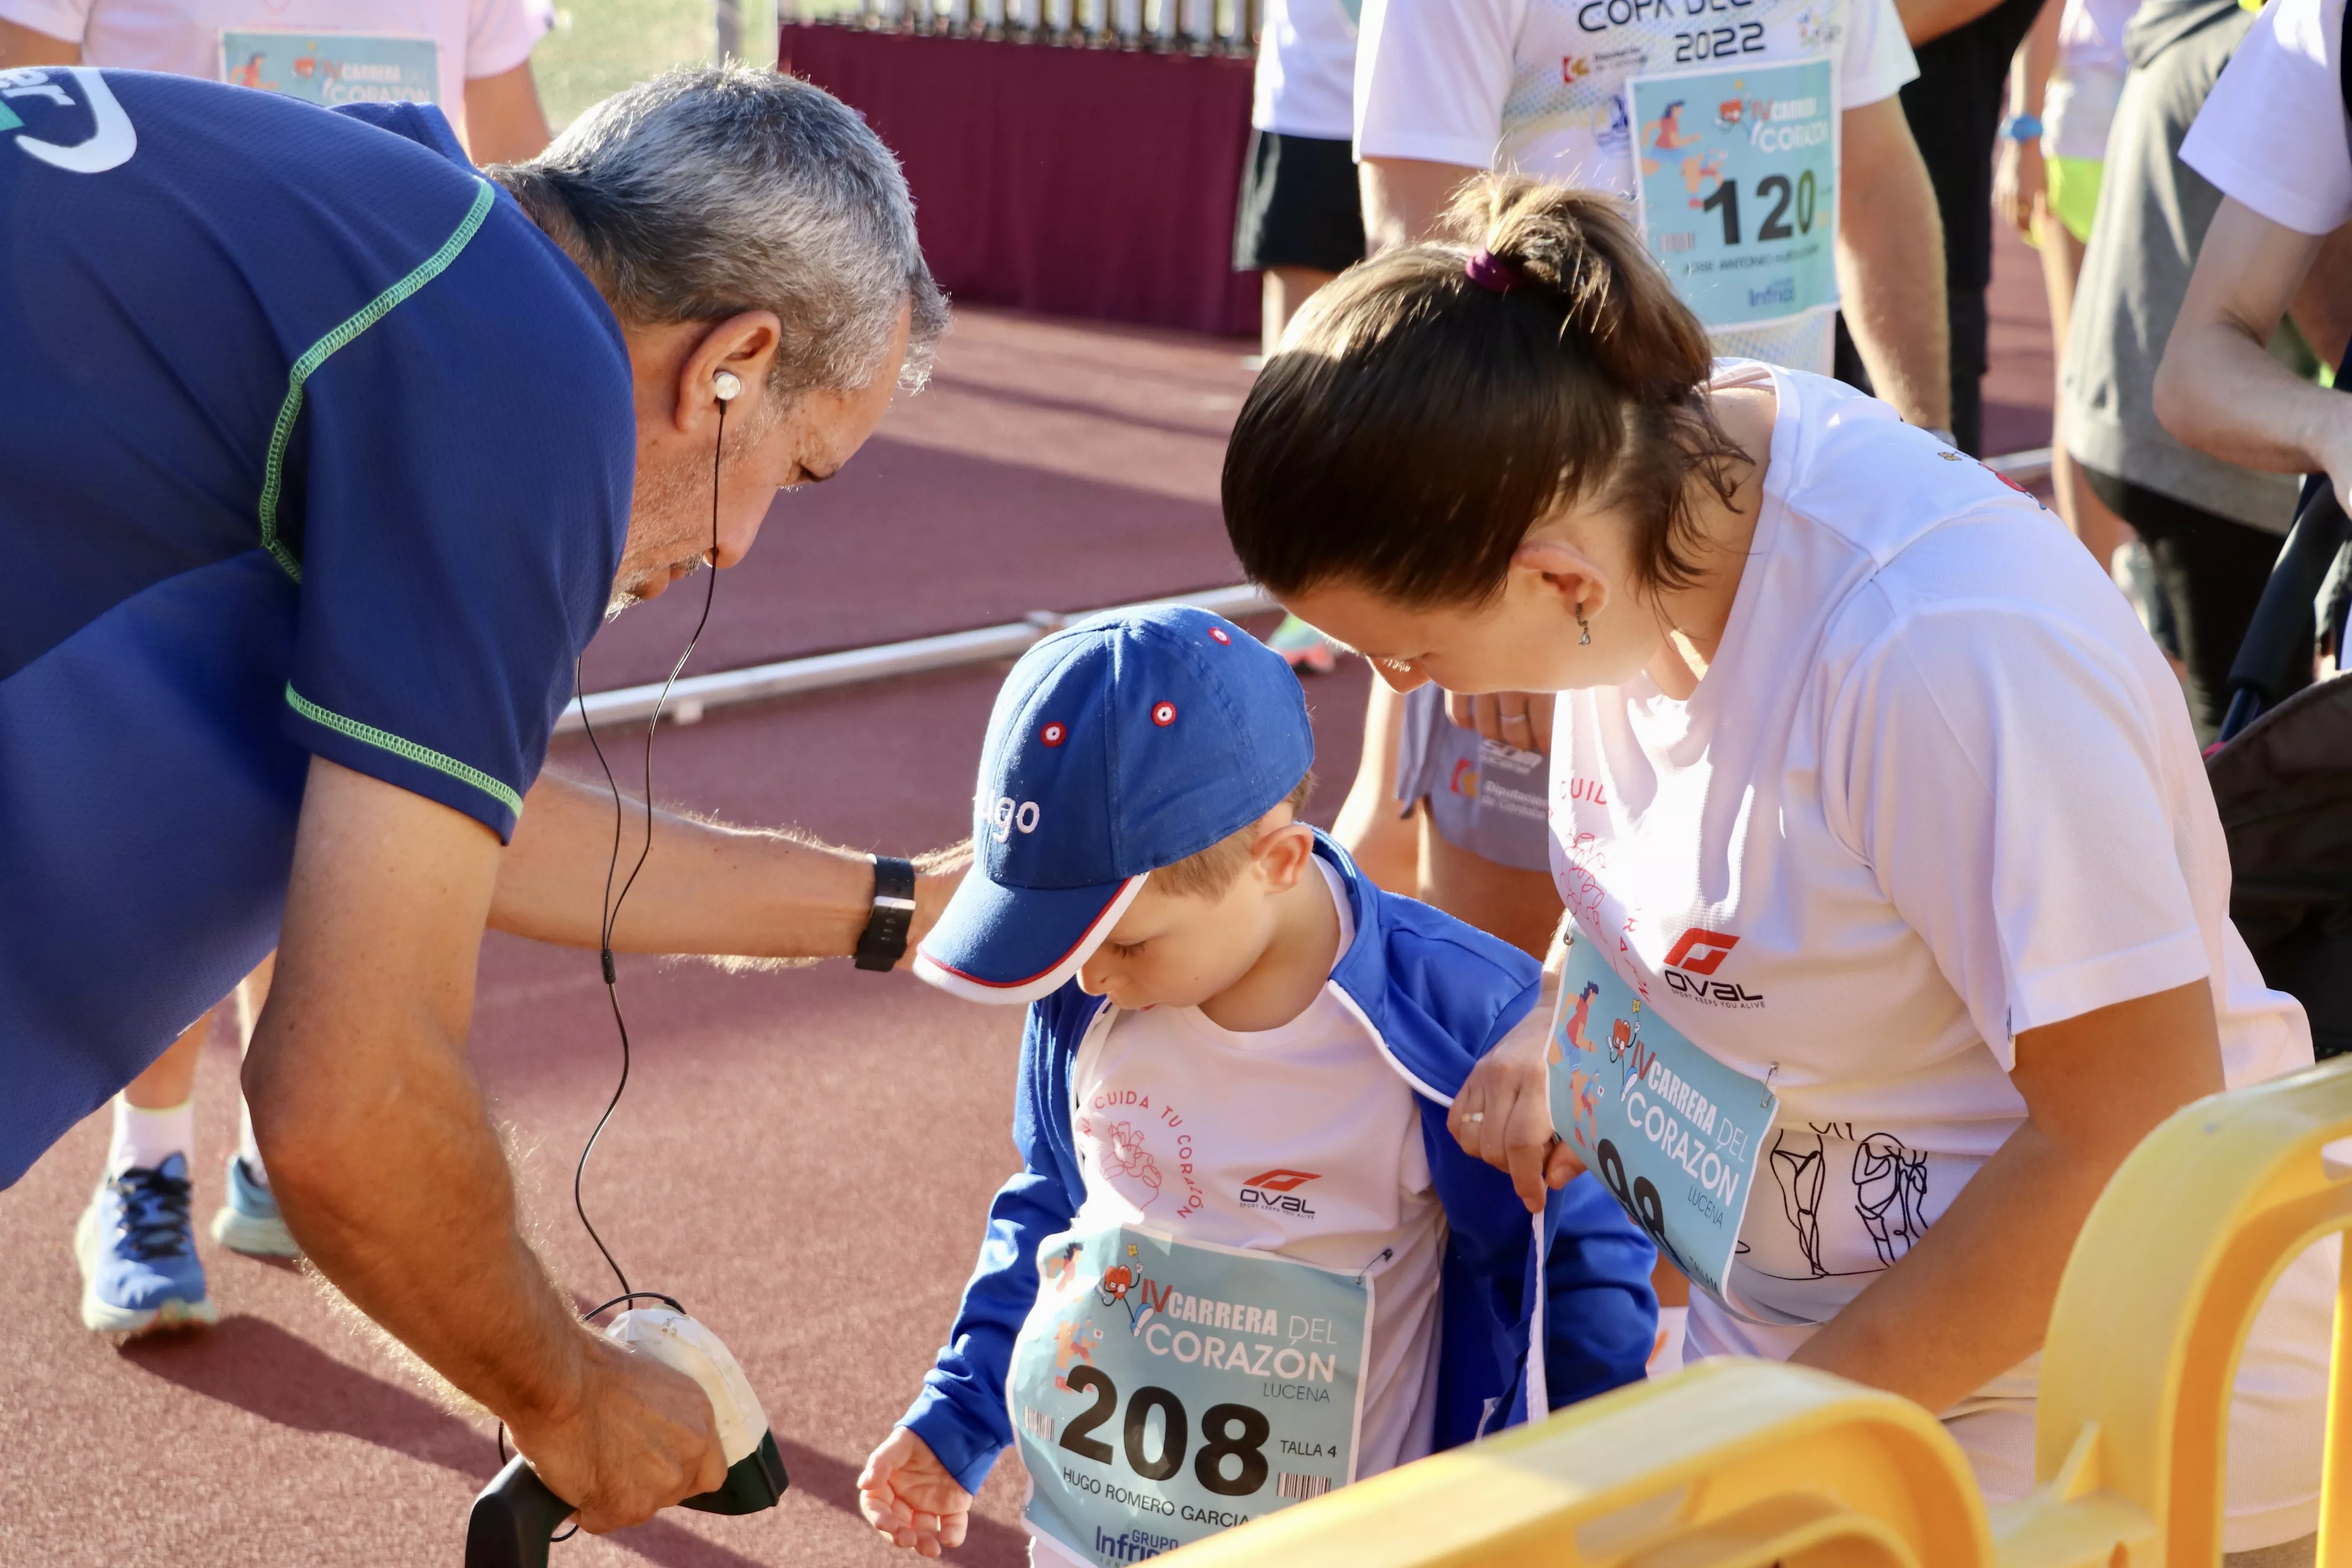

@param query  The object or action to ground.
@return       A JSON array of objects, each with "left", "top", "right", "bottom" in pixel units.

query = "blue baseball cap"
[{"left": 913, "top": 606, "right": 1314, "bottom": 1005}]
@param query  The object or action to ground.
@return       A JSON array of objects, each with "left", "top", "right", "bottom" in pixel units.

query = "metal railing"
[{"left": 783, "top": 0, "right": 1261, "bottom": 53}]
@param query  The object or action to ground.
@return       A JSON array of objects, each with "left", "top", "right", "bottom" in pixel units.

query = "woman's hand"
[
  {"left": 1446, "top": 690, "right": 1556, "bottom": 757},
  {"left": 1992, "top": 136, "right": 2044, "bottom": 241},
  {"left": 858, "top": 1426, "right": 974, "bottom": 1558},
  {"left": 1450, "top": 994, "right": 1585, "bottom": 1213}
]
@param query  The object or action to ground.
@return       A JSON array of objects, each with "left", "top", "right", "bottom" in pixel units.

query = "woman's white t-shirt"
[
  {"left": 2043, "top": 0, "right": 2142, "bottom": 160},
  {"left": 0, "top": 0, "right": 551, "bottom": 139},
  {"left": 1254, "top": 0, "right": 1364, "bottom": 139},
  {"left": 1547, "top": 361, "right": 2331, "bottom": 1547},
  {"left": 1029, "top": 860, "right": 1446, "bottom": 1568}
]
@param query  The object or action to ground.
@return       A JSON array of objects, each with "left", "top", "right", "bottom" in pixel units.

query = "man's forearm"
[
  {"left": 2161, "top": 320, "right": 2347, "bottom": 477},
  {"left": 1837, "top": 102, "right": 1952, "bottom": 429},
  {"left": 249, "top": 759, "right": 589, "bottom": 1429},
  {"left": 250, "top": 1002, "right": 587, "bottom": 1424},
  {"left": 494, "top": 769, "right": 904, "bottom": 959},
  {"left": 2156, "top": 200, "right": 2346, "bottom": 490},
  {"left": 1361, "top": 156, "right": 1484, "bottom": 253}
]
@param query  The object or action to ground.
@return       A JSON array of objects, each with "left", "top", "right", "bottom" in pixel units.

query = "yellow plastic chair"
[
  {"left": 1163, "top": 1356, "right": 1995, "bottom": 1568},
  {"left": 1998, "top": 1056, "right": 2352, "bottom": 1568},
  {"left": 1166, "top": 1057, "right": 2352, "bottom": 1568}
]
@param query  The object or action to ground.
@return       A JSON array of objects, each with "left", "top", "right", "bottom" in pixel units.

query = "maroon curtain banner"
[{"left": 779, "top": 24, "right": 1260, "bottom": 338}]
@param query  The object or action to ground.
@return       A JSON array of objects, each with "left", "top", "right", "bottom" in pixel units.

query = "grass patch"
[{"left": 536, "top": 0, "right": 833, "bottom": 128}]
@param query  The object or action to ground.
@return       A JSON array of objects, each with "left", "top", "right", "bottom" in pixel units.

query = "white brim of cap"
[{"left": 911, "top": 872, "right": 1149, "bottom": 1006}]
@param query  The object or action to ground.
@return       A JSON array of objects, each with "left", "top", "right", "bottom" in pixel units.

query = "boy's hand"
[
  {"left": 858, "top": 1426, "right": 974, "bottom": 1558},
  {"left": 1451, "top": 1004, "right": 1583, "bottom": 1214}
]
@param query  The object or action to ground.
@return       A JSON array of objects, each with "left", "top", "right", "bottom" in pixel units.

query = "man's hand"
[
  {"left": 858, "top": 1426, "right": 974, "bottom": 1558},
  {"left": 510, "top": 1333, "right": 726, "bottom": 1534},
  {"left": 1449, "top": 994, "right": 1583, "bottom": 1213},
  {"left": 1446, "top": 690, "right": 1555, "bottom": 756}
]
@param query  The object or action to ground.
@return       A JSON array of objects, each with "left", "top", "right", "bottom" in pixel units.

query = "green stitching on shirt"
[
  {"left": 256, "top": 178, "right": 497, "bottom": 581},
  {"left": 285, "top": 683, "right": 525, "bottom": 819}
]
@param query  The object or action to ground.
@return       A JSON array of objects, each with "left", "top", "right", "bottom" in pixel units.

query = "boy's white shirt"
[{"left": 1024, "top": 860, "right": 1447, "bottom": 1568}]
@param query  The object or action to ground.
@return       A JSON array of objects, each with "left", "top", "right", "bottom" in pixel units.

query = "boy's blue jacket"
[{"left": 901, "top": 834, "right": 1659, "bottom": 1495}]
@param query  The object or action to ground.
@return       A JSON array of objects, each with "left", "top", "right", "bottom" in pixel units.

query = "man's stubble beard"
[
  {"left": 607, "top": 445, "right": 721, "bottom": 620},
  {"left": 606, "top": 400, "right": 782, "bottom": 620}
]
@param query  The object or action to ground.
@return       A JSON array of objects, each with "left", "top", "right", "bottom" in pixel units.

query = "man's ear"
[
  {"left": 1510, "top": 534, "right": 1612, "bottom": 623},
  {"left": 1251, "top": 821, "right": 1317, "bottom": 893},
  {"left": 674, "top": 311, "right": 783, "bottom": 433}
]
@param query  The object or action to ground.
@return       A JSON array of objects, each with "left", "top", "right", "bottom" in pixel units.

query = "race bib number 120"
[
  {"left": 1627, "top": 56, "right": 1837, "bottom": 329},
  {"left": 1008, "top": 1224, "right": 1370, "bottom": 1566},
  {"left": 1547, "top": 937, "right": 1776, "bottom": 1304}
]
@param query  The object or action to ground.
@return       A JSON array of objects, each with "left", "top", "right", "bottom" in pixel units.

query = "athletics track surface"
[{"left": 0, "top": 231, "right": 2054, "bottom": 1568}]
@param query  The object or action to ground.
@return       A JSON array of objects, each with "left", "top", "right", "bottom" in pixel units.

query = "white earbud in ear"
[{"left": 713, "top": 370, "right": 741, "bottom": 403}]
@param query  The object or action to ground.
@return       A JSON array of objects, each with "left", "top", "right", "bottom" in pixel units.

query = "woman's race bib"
[
  {"left": 1547, "top": 936, "right": 1778, "bottom": 1306},
  {"left": 1626, "top": 56, "right": 1838, "bottom": 329},
  {"left": 1007, "top": 1223, "right": 1371, "bottom": 1566}
]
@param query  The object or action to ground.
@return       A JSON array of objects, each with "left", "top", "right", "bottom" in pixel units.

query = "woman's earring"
[{"left": 1576, "top": 606, "right": 1593, "bottom": 646}]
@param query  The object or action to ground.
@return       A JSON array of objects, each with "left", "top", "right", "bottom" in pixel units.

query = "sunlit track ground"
[{"left": 0, "top": 231, "right": 2054, "bottom": 1567}]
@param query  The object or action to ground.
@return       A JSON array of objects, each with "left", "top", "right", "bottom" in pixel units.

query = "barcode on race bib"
[
  {"left": 1276, "top": 1472, "right": 1331, "bottom": 1501},
  {"left": 1021, "top": 1406, "right": 1055, "bottom": 1444}
]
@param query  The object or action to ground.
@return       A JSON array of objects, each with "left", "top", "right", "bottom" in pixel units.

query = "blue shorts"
[{"left": 1391, "top": 685, "right": 1554, "bottom": 873}]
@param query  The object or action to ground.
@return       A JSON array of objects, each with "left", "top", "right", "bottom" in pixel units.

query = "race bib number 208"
[{"left": 1007, "top": 1224, "right": 1370, "bottom": 1566}]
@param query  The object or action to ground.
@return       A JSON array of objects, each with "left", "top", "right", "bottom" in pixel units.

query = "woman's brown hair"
[{"left": 1222, "top": 175, "right": 1745, "bottom": 607}]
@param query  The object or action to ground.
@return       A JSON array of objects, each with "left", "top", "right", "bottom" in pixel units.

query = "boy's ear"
[{"left": 1250, "top": 821, "right": 1317, "bottom": 893}]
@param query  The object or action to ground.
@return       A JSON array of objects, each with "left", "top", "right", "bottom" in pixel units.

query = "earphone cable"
[
  {"left": 505, "top": 393, "right": 729, "bottom": 1502},
  {"left": 567, "top": 395, "right": 728, "bottom": 1306}
]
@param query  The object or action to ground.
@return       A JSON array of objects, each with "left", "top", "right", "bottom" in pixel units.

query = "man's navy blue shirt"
[{"left": 1, "top": 69, "right": 633, "bottom": 1184}]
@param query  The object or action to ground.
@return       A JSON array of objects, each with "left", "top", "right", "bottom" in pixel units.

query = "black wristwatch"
[{"left": 854, "top": 854, "right": 917, "bottom": 972}]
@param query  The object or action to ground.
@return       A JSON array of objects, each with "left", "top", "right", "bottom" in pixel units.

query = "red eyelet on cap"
[
  {"left": 1040, "top": 721, "right": 1067, "bottom": 747},
  {"left": 1208, "top": 626, "right": 1232, "bottom": 645},
  {"left": 1151, "top": 702, "right": 1177, "bottom": 727}
]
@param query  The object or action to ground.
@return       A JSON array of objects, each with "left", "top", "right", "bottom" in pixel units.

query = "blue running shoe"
[
  {"left": 75, "top": 1153, "right": 217, "bottom": 1334},
  {"left": 210, "top": 1154, "right": 300, "bottom": 1259}
]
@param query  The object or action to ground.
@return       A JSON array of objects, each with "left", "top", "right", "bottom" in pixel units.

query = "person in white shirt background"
[
  {"left": 0, "top": 0, "right": 554, "bottom": 166},
  {"left": 0, "top": 0, "right": 554, "bottom": 1336},
  {"left": 1222, "top": 174, "right": 2335, "bottom": 1563},
  {"left": 1236, "top": 0, "right": 1366, "bottom": 360},
  {"left": 1995, "top": 0, "right": 2141, "bottom": 573},
  {"left": 2159, "top": 0, "right": 2352, "bottom": 512}
]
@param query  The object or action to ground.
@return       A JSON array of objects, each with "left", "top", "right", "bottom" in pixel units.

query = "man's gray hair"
[{"left": 494, "top": 64, "right": 947, "bottom": 394}]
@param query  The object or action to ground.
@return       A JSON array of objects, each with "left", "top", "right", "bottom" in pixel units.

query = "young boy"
[{"left": 858, "top": 607, "right": 1657, "bottom": 1565}]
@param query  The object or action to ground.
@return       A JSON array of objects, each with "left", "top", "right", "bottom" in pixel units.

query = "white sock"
[
  {"left": 108, "top": 1096, "right": 195, "bottom": 1177},
  {"left": 237, "top": 1097, "right": 269, "bottom": 1188}
]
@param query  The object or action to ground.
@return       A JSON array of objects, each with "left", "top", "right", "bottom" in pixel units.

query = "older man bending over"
[{"left": 0, "top": 65, "right": 950, "bottom": 1530}]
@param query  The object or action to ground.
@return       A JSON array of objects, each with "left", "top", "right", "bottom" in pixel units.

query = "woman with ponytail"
[{"left": 1225, "top": 175, "right": 2333, "bottom": 1562}]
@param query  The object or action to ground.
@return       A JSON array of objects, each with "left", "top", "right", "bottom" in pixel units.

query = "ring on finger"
[{"left": 1466, "top": 1111, "right": 1485, "bottom": 1123}]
